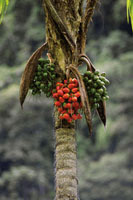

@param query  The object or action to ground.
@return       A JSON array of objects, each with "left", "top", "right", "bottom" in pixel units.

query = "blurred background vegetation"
[{"left": 0, "top": 0, "right": 133, "bottom": 199}]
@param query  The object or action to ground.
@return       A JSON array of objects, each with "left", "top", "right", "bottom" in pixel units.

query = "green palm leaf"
[
  {"left": 127, "top": 0, "right": 133, "bottom": 30},
  {"left": 0, "top": 0, "right": 10, "bottom": 23}
]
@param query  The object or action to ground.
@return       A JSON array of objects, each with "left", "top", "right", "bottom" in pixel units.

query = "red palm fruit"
[
  {"left": 61, "top": 110, "right": 67, "bottom": 114},
  {"left": 55, "top": 101, "right": 61, "bottom": 107},
  {"left": 52, "top": 93, "right": 58, "bottom": 98},
  {"left": 69, "top": 78, "right": 73, "bottom": 83},
  {"left": 63, "top": 113, "right": 70, "bottom": 120},
  {"left": 68, "top": 109, "right": 74, "bottom": 114},
  {"left": 56, "top": 82, "right": 61, "bottom": 86},
  {"left": 73, "top": 78, "right": 78, "bottom": 84},
  {"left": 64, "top": 80, "right": 68, "bottom": 84},
  {"left": 57, "top": 90, "right": 64, "bottom": 96},
  {"left": 72, "top": 88, "right": 78, "bottom": 93},
  {"left": 63, "top": 87, "right": 70, "bottom": 93},
  {"left": 72, "top": 96, "right": 77, "bottom": 102},
  {"left": 65, "top": 103, "right": 71, "bottom": 109},
  {"left": 63, "top": 103, "right": 67, "bottom": 108},
  {"left": 75, "top": 92, "right": 80, "bottom": 98},
  {"left": 59, "top": 114, "right": 64, "bottom": 120},
  {"left": 77, "top": 113, "right": 82, "bottom": 119},
  {"left": 72, "top": 102, "right": 79, "bottom": 108},
  {"left": 68, "top": 97, "right": 72, "bottom": 102},
  {"left": 68, "top": 84, "right": 75, "bottom": 89},
  {"left": 60, "top": 83, "right": 64, "bottom": 88},
  {"left": 56, "top": 86, "right": 60, "bottom": 91},
  {"left": 72, "top": 114, "right": 78, "bottom": 120},
  {"left": 67, "top": 118, "right": 73, "bottom": 123},
  {"left": 70, "top": 93, "right": 73, "bottom": 97},
  {"left": 59, "top": 97, "right": 64, "bottom": 103},
  {"left": 58, "top": 107, "right": 63, "bottom": 112},
  {"left": 63, "top": 93, "right": 69, "bottom": 99}
]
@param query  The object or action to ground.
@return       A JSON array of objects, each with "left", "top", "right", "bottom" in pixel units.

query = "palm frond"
[
  {"left": 0, "top": 0, "right": 10, "bottom": 23},
  {"left": 127, "top": 0, "right": 133, "bottom": 30}
]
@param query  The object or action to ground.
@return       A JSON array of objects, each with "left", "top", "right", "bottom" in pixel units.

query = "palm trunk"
[
  {"left": 43, "top": 0, "right": 81, "bottom": 199},
  {"left": 55, "top": 123, "right": 78, "bottom": 200}
]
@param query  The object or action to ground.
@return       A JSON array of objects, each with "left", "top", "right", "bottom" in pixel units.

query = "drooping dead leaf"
[
  {"left": 19, "top": 42, "right": 48, "bottom": 108},
  {"left": 68, "top": 65, "right": 92, "bottom": 135},
  {"left": 97, "top": 100, "right": 106, "bottom": 126},
  {"left": 79, "top": 54, "right": 96, "bottom": 72}
]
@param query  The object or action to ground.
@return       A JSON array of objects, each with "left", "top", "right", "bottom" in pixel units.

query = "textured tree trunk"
[{"left": 43, "top": 1, "right": 81, "bottom": 199}]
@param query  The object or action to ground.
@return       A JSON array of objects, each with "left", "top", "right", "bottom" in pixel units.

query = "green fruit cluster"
[
  {"left": 83, "top": 70, "right": 110, "bottom": 109},
  {"left": 29, "top": 58, "right": 56, "bottom": 97}
]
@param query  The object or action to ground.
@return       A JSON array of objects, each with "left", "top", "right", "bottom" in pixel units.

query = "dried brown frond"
[
  {"left": 68, "top": 65, "right": 92, "bottom": 135},
  {"left": 19, "top": 42, "right": 48, "bottom": 108},
  {"left": 80, "top": 0, "right": 98, "bottom": 53},
  {"left": 97, "top": 101, "right": 106, "bottom": 126},
  {"left": 84, "top": 0, "right": 98, "bottom": 34}
]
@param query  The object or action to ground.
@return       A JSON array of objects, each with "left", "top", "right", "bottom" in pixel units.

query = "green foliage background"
[{"left": 0, "top": 0, "right": 133, "bottom": 199}]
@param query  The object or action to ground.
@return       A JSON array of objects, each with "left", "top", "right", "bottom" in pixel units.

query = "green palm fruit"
[
  {"left": 50, "top": 67, "right": 55, "bottom": 72},
  {"left": 93, "top": 98, "right": 97, "bottom": 103},
  {"left": 94, "top": 103, "right": 99, "bottom": 108},
  {"left": 96, "top": 80, "right": 102, "bottom": 86},
  {"left": 101, "top": 72, "right": 106, "bottom": 77},
  {"left": 98, "top": 88, "right": 104, "bottom": 94},
  {"left": 105, "top": 95, "right": 109, "bottom": 100},
  {"left": 90, "top": 73, "right": 94, "bottom": 78},
  {"left": 48, "top": 82, "right": 52, "bottom": 88},
  {"left": 50, "top": 64, "right": 55, "bottom": 68},
  {"left": 84, "top": 77, "right": 88, "bottom": 82},
  {"left": 93, "top": 83, "right": 98, "bottom": 88},
  {"left": 88, "top": 80, "right": 92, "bottom": 85},
  {"left": 43, "top": 72, "right": 48, "bottom": 77},
  {"left": 94, "top": 70, "right": 100, "bottom": 75},
  {"left": 102, "top": 85, "right": 106, "bottom": 91},
  {"left": 43, "top": 59, "right": 50, "bottom": 64},
  {"left": 40, "top": 83, "right": 45, "bottom": 89},
  {"left": 52, "top": 75, "right": 56, "bottom": 79},
  {"left": 97, "top": 80, "right": 105, "bottom": 86},
  {"left": 85, "top": 71, "right": 91, "bottom": 76},
  {"left": 91, "top": 88, "right": 96, "bottom": 94},
  {"left": 37, "top": 72, "right": 42, "bottom": 76},
  {"left": 37, "top": 65, "right": 42, "bottom": 71},
  {"left": 101, "top": 81, "right": 105, "bottom": 86},
  {"left": 38, "top": 58, "right": 45, "bottom": 63},
  {"left": 35, "top": 81, "right": 41, "bottom": 86},
  {"left": 93, "top": 75, "right": 99, "bottom": 81},
  {"left": 102, "top": 96, "right": 106, "bottom": 101},
  {"left": 34, "top": 76, "right": 38, "bottom": 81},
  {"left": 104, "top": 79, "right": 110, "bottom": 85},
  {"left": 99, "top": 76, "right": 106, "bottom": 82},
  {"left": 95, "top": 92, "right": 101, "bottom": 98},
  {"left": 47, "top": 65, "right": 51, "bottom": 70},
  {"left": 103, "top": 91, "right": 108, "bottom": 96}
]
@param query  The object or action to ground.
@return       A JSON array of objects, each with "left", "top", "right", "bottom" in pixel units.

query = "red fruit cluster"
[{"left": 52, "top": 78, "right": 82, "bottom": 123}]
